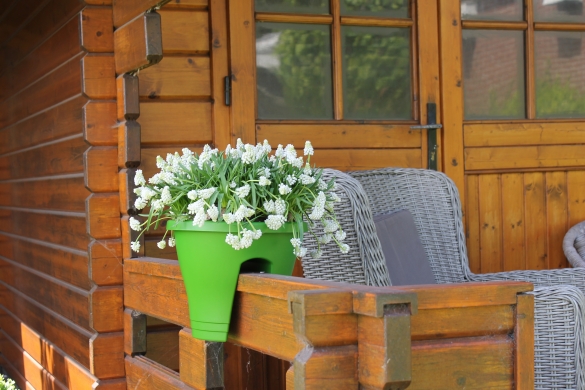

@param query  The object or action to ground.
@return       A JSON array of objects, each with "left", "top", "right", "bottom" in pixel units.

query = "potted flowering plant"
[{"left": 130, "top": 139, "right": 348, "bottom": 341}]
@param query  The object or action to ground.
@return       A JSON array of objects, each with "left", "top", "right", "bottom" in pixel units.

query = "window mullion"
[
  {"left": 526, "top": 0, "right": 536, "bottom": 119},
  {"left": 331, "top": 0, "right": 343, "bottom": 120}
]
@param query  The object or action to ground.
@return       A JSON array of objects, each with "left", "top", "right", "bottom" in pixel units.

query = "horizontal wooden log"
[
  {"left": 464, "top": 122, "right": 585, "bottom": 147},
  {"left": 84, "top": 101, "right": 118, "bottom": 146},
  {"left": 116, "top": 74, "right": 140, "bottom": 121},
  {"left": 0, "top": 307, "right": 97, "bottom": 389},
  {"left": 139, "top": 101, "right": 212, "bottom": 145},
  {"left": 84, "top": 146, "right": 120, "bottom": 192},
  {"left": 0, "top": 233, "right": 92, "bottom": 290},
  {"left": 114, "top": 12, "right": 163, "bottom": 74},
  {"left": 0, "top": 17, "right": 82, "bottom": 103},
  {"left": 163, "top": 0, "right": 208, "bottom": 9},
  {"left": 82, "top": 54, "right": 117, "bottom": 99},
  {"left": 90, "top": 332, "right": 125, "bottom": 379},
  {"left": 126, "top": 355, "right": 196, "bottom": 389},
  {"left": 86, "top": 193, "right": 121, "bottom": 240},
  {"left": 139, "top": 56, "right": 211, "bottom": 98},
  {"left": 160, "top": 9, "right": 209, "bottom": 54},
  {"left": 0, "top": 354, "right": 28, "bottom": 390},
  {"left": 118, "top": 121, "right": 141, "bottom": 168},
  {"left": 0, "top": 95, "right": 87, "bottom": 155},
  {"left": 113, "top": 0, "right": 164, "bottom": 28},
  {"left": 86, "top": 0, "right": 113, "bottom": 4},
  {"left": 0, "top": 176, "right": 89, "bottom": 212},
  {"left": 465, "top": 145, "right": 585, "bottom": 171},
  {"left": 308, "top": 149, "right": 422, "bottom": 171},
  {"left": 144, "top": 237, "right": 178, "bottom": 259},
  {"left": 0, "top": 0, "right": 47, "bottom": 46},
  {"left": 257, "top": 124, "right": 422, "bottom": 149},
  {"left": 89, "top": 239, "right": 124, "bottom": 286},
  {"left": 90, "top": 286, "right": 124, "bottom": 333},
  {"left": 81, "top": 7, "right": 114, "bottom": 53}
]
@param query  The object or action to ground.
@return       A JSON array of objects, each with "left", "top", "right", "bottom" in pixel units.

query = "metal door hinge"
[{"left": 410, "top": 103, "right": 442, "bottom": 171}]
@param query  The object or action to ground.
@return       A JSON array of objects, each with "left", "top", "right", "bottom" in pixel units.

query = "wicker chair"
[
  {"left": 302, "top": 167, "right": 585, "bottom": 390},
  {"left": 564, "top": 221, "right": 585, "bottom": 268}
]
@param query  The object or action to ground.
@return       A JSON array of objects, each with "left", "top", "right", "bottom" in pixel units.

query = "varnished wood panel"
[
  {"left": 465, "top": 145, "right": 585, "bottom": 171},
  {"left": 501, "top": 173, "right": 526, "bottom": 271},
  {"left": 80, "top": 7, "right": 114, "bottom": 53},
  {"left": 145, "top": 328, "right": 180, "bottom": 371},
  {"left": 160, "top": 10, "right": 209, "bottom": 54},
  {"left": 82, "top": 55, "right": 117, "bottom": 100},
  {"left": 546, "top": 172, "right": 569, "bottom": 269},
  {"left": 90, "top": 332, "right": 125, "bottom": 379},
  {"left": 164, "top": 0, "right": 208, "bottom": 8},
  {"left": 465, "top": 122, "right": 585, "bottom": 147},
  {"left": 114, "top": 12, "right": 162, "bottom": 74},
  {"left": 84, "top": 101, "right": 118, "bottom": 146},
  {"left": 567, "top": 171, "right": 585, "bottom": 230},
  {"left": 524, "top": 173, "right": 547, "bottom": 270},
  {"left": 139, "top": 102, "right": 212, "bottom": 145},
  {"left": 465, "top": 175, "right": 480, "bottom": 273},
  {"left": 89, "top": 240, "right": 124, "bottom": 287},
  {"left": 125, "top": 355, "right": 194, "bottom": 390},
  {"left": 309, "top": 149, "right": 422, "bottom": 171},
  {"left": 0, "top": 0, "right": 47, "bottom": 46},
  {"left": 139, "top": 56, "right": 211, "bottom": 98},
  {"left": 113, "top": 0, "right": 163, "bottom": 28}
]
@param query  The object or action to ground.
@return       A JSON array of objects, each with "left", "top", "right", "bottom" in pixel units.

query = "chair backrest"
[
  {"left": 349, "top": 167, "right": 472, "bottom": 284},
  {"left": 301, "top": 169, "right": 391, "bottom": 287},
  {"left": 563, "top": 221, "right": 585, "bottom": 268}
]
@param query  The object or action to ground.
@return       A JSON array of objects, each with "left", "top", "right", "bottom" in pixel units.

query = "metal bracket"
[{"left": 410, "top": 103, "right": 441, "bottom": 171}]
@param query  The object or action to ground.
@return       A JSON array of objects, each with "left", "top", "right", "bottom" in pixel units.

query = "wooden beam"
[
  {"left": 114, "top": 12, "right": 163, "bottom": 75},
  {"left": 88, "top": 239, "right": 124, "bottom": 286},
  {"left": 179, "top": 329, "right": 223, "bottom": 388},
  {"left": 118, "top": 121, "right": 141, "bottom": 168},
  {"left": 113, "top": 0, "right": 169, "bottom": 28},
  {"left": 116, "top": 74, "right": 140, "bottom": 121},
  {"left": 84, "top": 147, "right": 119, "bottom": 192},
  {"left": 86, "top": 193, "right": 121, "bottom": 239},
  {"left": 81, "top": 7, "right": 115, "bottom": 53},
  {"left": 84, "top": 101, "right": 118, "bottom": 146},
  {"left": 124, "top": 309, "right": 146, "bottom": 356}
]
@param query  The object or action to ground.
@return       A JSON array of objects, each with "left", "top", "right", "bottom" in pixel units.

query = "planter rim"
[{"left": 167, "top": 220, "right": 307, "bottom": 233}]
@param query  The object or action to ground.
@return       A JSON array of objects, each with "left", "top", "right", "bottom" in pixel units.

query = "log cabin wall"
[{"left": 0, "top": 1, "right": 125, "bottom": 389}]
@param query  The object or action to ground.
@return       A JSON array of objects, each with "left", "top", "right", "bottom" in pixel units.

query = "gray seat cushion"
[{"left": 373, "top": 210, "right": 436, "bottom": 286}]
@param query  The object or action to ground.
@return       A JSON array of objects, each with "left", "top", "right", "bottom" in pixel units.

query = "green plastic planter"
[{"left": 167, "top": 220, "right": 303, "bottom": 342}]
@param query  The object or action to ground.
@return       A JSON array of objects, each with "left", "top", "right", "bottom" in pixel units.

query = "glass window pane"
[
  {"left": 534, "top": 0, "right": 585, "bottom": 23},
  {"left": 342, "top": 26, "right": 412, "bottom": 120},
  {"left": 255, "top": 0, "right": 329, "bottom": 14},
  {"left": 256, "top": 23, "right": 333, "bottom": 120},
  {"left": 462, "top": 29, "right": 525, "bottom": 119},
  {"left": 535, "top": 31, "right": 585, "bottom": 118},
  {"left": 340, "top": 0, "right": 409, "bottom": 18},
  {"left": 461, "top": 0, "right": 523, "bottom": 21}
]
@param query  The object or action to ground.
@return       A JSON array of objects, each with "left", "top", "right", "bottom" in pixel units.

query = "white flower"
[
  {"left": 141, "top": 187, "right": 156, "bottom": 201},
  {"left": 265, "top": 214, "right": 286, "bottom": 230},
  {"left": 188, "top": 199, "right": 205, "bottom": 215},
  {"left": 330, "top": 192, "right": 341, "bottom": 202},
  {"left": 149, "top": 173, "right": 162, "bottom": 185},
  {"left": 193, "top": 210, "right": 208, "bottom": 227},
  {"left": 264, "top": 200, "right": 275, "bottom": 213},
  {"left": 157, "top": 240, "right": 167, "bottom": 249},
  {"left": 207, "top": 205, "right": 219, "bottom": 221},
  {"left": 181, "top": 148, "right": 196, "bottom": 165},
  {"left": 291, "top": 157, "right": 304, "bottom": 168},
  {"left": 129, "top": 217, "right": 141, "bottom": 231},
  {"left": 274, "top": 198, "right": 287, "bottom": 215},
  {"left": 279, "top": 184, "right": 292, "bottom": 195},
  {"left": 225, "top": 233, "right": 241, "bottom": 250},
  {"left": 230, "top": 181, "right": 237, "bottom": 188},
  {"left": 223, "top": 213, "right": 236, "bottom": 224},
  {"left": 168, "top": 237, "right": 176, "bottom": 247},
  {"left": 318, "top": 179, "right": 328, "bottom": 190},
  {"left": 286, "top": 175, "right": 297, "bottom": 186},
  {"left": 335, "top": 230, "right": 346, "bottom": 241},
  {"left": 235, "top": 184, "right": 250, "bottom": 198},
  {"left": 323, "top": 220, "right": 339, "bottom": 233},
  {"left": 304, "top": 141, "right": 314, "bottom": 156},
  {"left": 299, "top": 174, "right": 316, "bottom": 185},
  {"left": 234, "top": 205, "right": 254, "bottom": 221},
  {"left": 161, "top": 186, "right": 172, "bottom": 204},
  {"left": 262, "top": 139, "right": 271, "bottom": 153},
  {"left": 198, "top": 187, "right": 216, "bottom": 200},
  {"left": 134, "top": 197, "right": 147, "bottom": 210},
  {"left": 294, "top": 246, "right": 307, "bottom": 257},
  {"left": 160, "top": 172, "right": 177, "bottom": 185},
  {"left": 310, "top": 249, "right": 322, "bottom": 258},
  {"left": 131, "top": 241, "right": 141, "bottom": 253},
  {"left": 187, "top": 190, "right": 198, "bottom": 200},
  {"left": 308, "top": 191, "right": 326, "bottom": 220},
  {"left": 134, "top": 170, "right": 146, "bottom": 186},
  {"left": 156, "top": 156, "right": 166, "bottom": 169},
  {"left": 340, "top": 243, "right": 350, "bottom": 254},
  {"left": 151, "top": 199, "right": 164, "bottom": 212},
  {"left": 284, "top": 144, "right": 296, "bottom": 162},
  {"left": 253, "top": 230, "right": 262, "bottom": 239},
  {"left": 290, "top": 238, "right": 302, "bottom": 248},
  {"left": 275, "top": 144, "right": 284, "bottom": 158},
  {"left": 318, "top": 234, "right": 333, "bottom": 244},
  {"left": 303, "top": 163, "right": 312, "bottom": 175},
  {"left": 259, "top": 176, "right": 271, "bottom": 186}
]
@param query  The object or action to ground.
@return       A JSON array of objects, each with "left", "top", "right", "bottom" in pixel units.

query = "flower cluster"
[{"left": 129, "top": 140, "right": 349, "bottom": 257}]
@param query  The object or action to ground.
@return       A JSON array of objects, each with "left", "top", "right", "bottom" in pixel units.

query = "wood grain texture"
[
  {"left": 114, "top": 12, "right": 162, "bottom": 75},
  {"left": 116, "top": 74, "right": 140, "bottom": 121},
  {"left": 478, "top": 175, "right": 503, "bottom": 273},
  {"left": 81, "top": 7, "right": 114, "bottom": 53},
  {"left": 86, "top": 193, "right": 121, "bottom": 240},
  {"left": 524, "top": 173, "right": 547, "bottom": 270},
  {"left": 515, "top": 294, "right": 535, "bottom": 388},
  {"left": 464, "top": 122, "right": 585, "bottom": 147},
  {"left": 84, "top": 146, "right": 120, "bottom": 192},
  {"left": 567, "top": 171, "right": 585, "bottom": 231},
  {"left": 89, "top": 239, "right": 124, "bottom": 286},
  {"left": 90, "top": 286, "right": 124, "bottom": 333},
  {"left": 125, "top": 355, "right": 195, "bottom": 389},
  {"left": 113, "top": 0, "right": 163, "bottom": 28},
  {"left": 139, "top": 102, "right": 212, "bottom": 144},
  {"left": 160, "top": 9, "right": 209, "bottom": 54},
  {"left": 501, "top": 173, "right": 526, "bottom": 271},
  {"left": 144, "top": 328, "right": 180, "bottom": 371},
  {"left": 94, "top": 378, "right": 127, "bottom": 390},
  {"left": 139, "top": 56, "right": 211, "bottom": 98},
  {"left": 307, "top": 149, "right": 422, "bottom": 171},
  {"left": 118, "top": 121, "right": 142, "bottom": 168},
  {"left": 465, "top": 175, "right": 480, "bottom": 273},
  {"left": 90, "top": 332, "right": 125, "bottom": 379},
  {"left": 179, "top": 329, "right": 221, "bottom": 388},
  {"left": 124, "top": 309, "right": 146, "bottom": 356},
  {"left": 546, "top": 171, "right": 569, "bottom": 269},
  {"left": 82, "top": 55, "right": 117, "bottom": 99},
  {"left": 84, "top": 101, "right": 118, "bottom": 146},
  {"left": 465, "top": 145, "right": 585, "bottom": 170}
]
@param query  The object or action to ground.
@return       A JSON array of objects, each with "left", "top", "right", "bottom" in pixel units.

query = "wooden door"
[
  {"left": 439, "top": 0, "right": 585, "bottom": 273},
  {"left": 228, "top": 0, "right": 441, "bottom": 171}
]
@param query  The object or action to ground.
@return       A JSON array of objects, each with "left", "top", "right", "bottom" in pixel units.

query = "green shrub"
[{"left": 0, "top": 374, "right": 18, "bottom": 390}]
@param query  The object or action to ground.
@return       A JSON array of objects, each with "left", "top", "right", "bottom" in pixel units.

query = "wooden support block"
[
  {"left": 117, "top": 74, "right": 140, "bottom": 120},
  {"left": 179, "top": 328, "right": 224, "bottom": 389},
  {"left": 90, "top": 332, "right": 125, "bottom": 379},
  {"left": 515, "top": 293, "right": 535, "bottom": 389},
  {"left": 86, "top": 193, "right": 121, "bottom": 239},
  {"left": 84, "top": 146, "right": 119, "bottom": 193},
  {"left": 124, "top": 309, "right": 147, "bottom": 356},
  {"left": 81, "top": 7, "right": 114, "bottom": 53},
  {"left": 125, "top": 355, "right": 196, "bottom": 389},
  {"left": 294, "top": 345, "right": 358, "bottom": 390},
  {"left": 113, "top": 0, "right": 165, "bottom": 28},
  {"left": 82, "top": 54, "right": 117, "bottom": 99},
  {"left": 90, "top": 286, "right": 124, "bottom": 333},
  {"left": 95, "top": 378, "right": 127, "bottom": 390},
  {"left": 89, "top": 239, "right": 123, "bottom": 286},
  {"left": 120, "top": 168, "right": 139, "bottom": 215},
  {"left": 118, "top": 121, "right": 141, "bottom": 168},
  {"left": 84, "top": 101, "right": 118, "bottom": 146},
  {"left": 122, "top": 215, "right": 144, "bottom": 258},
  {"left": 114, "top": 12, "right": 163, "bottom": 74}
]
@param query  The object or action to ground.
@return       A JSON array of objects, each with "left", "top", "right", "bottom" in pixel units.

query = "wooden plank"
[
  {"left": 113, "top": 0, "right": 162, "bottom": 28},
  {"left": 139, "top": 102, "right": 212, "bottom": 145},
  {"left": 524, "top": 173, "right": 547, "bottom": 270},
  {"left": 86, "top": 0, "right": 113, "bottom": 4},
  {"left": 144, "top": 238, "right": 178, "bottom": 260},
  {"left": 90, "top": 332, "right": 125, "bottom": 379},
  {"left": 515, "top": 294, "right": 535, "bottom": 388},
  {"left": 567, "top": 171, "right": 585, "bottom": 230},
  {"left": 0, "top": 17, "right": 82, "bottom": 103},
  {"left": 256, "top": 124, "right": 422, "bottom": 149},
  {"left": 0, "top": 0, "right": 47, "bottom": 46},
  {"left": 82, "top": 54, "right": 117, "bottom": 99},
  {"left": 0, "top": 233, "right": 92, "bottom": 290},
  {"left": 546, "top": 171, "right": 569, "bottom": 269},
  {"left": 84, "top": 146, "right": 120, "bottom": 192},
  {"left": 124, "top": 309, "right": 146, "bottom": 356},
  {"left": 465, "top": 175, "right": 481, "bottom": 273},
  {"left": 86, "top": 193, "right": 122, "bottom": 240},
  {"left": 81, "top": 7, "right": 114, "bottom": 53},
  {"left": 464, "top": 122, "right": 585, "bottom": 147},
  {"left": 465, "top": 145, "right": 585, "bottom": 171},
  {"left": 119, "top": 169, "right": 138, "bottom": 215},
  {"left": 125, "top": 355, "right": 195, "bottom": 389},
  {"left": 116, "top": 74, "right": 140, "bottom": 121},
  {"left": 89, "top": 239, "right": 124, "bottom": 286},
  {"left": 139, "top": 56, "right": 211, "bottom": 98},
  {"left": 0, "top": 136, "right": 86, "bottom": 181},
  {"left": 141, "top": 147, "right": 204, "bottom": 178},
  {"left": 90, "top": 286, "right": 124, "bottom": 333},
  {"left": 95, "top": 378, "right": 127, "bottom": 390},
  {"left": 160, "top": 10, "right": 209, "bottom": 54},
  {"left": 0, "top": 209, "right": 89, "bottom": 251},
  {"left": 0, "top": 307, "right": 97, "bottom": 389},
  {"left": 147, "top": 328, "right": 180, "bottom": 371},
  {"left": 0, "top": 282, "right": 93, "bottom": 368},
  {"left": 164, "top": 0, "right": 207, "bottom": 8},
  {"left": 478, "top": 174, "right": 503, "bottom": 273},
  {"left": 308, "top": 149, "right": 422, "bottom": 172},
  {"left": 0, "top": 53, "right": 84, "bottom": 129},
  {"left": 409, "top": 336, "right": 513, "bottom": 389},
  {"left": 84, "top": 101, "right": 118, "bottom": 146},
  {"left": 0, "top": 176, "right": 89, "bottom": 212},
  {"left": 118, "top": 121, "right": 141, "bottom": 168},
  {"left": 0, "top": 259, "right": 91, "bottom": 330},
  {"left": 0, "top": 95, "right": 87, "bottom": 155},
  {"left": 114, "top": 12, "right": 163, "bottom": 74},
  {"left": 501, "top": 173, "right": 526, "bottom": 271}
]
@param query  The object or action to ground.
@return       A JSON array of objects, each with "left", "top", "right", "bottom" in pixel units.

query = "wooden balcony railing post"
[{"left": 178, "top": 329, "right": 224, "bottom": 389}]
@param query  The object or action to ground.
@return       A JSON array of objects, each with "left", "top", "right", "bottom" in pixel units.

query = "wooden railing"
[{"left": 123, "top": 257, "right": 534, "bottom": 389}]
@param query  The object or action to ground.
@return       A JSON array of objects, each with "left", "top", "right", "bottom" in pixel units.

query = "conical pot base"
[{"left": 168, "top": 221, "right": 301, "bottom": 342}]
